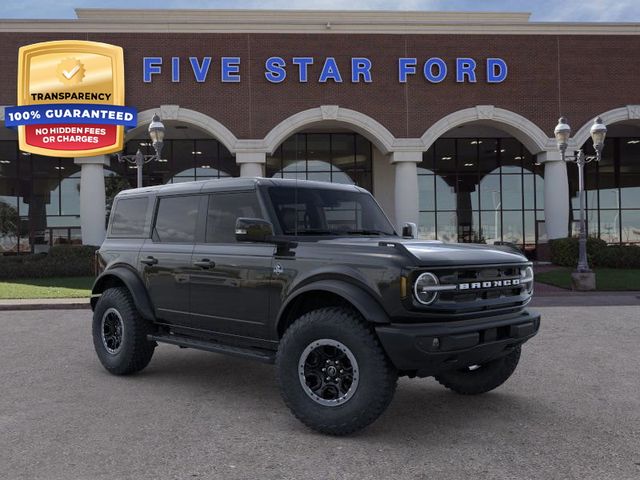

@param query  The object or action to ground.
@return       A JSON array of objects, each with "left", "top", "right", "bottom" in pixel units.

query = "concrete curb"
[{"left": 0, "top": 298, "right": 90, "bottom": 311}]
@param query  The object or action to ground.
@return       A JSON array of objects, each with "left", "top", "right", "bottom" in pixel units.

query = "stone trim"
[{"left": 571, "top": 105, "right": 640, "bottom": 148}]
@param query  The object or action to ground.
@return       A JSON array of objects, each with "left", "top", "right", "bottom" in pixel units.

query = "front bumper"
[{"left": 375, "top": 309, "right": 540, "bottom": 377}]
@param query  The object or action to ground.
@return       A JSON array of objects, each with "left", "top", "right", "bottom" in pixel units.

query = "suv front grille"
[{"left": 414, "top": 264, "right": 532, "bottom": 319}]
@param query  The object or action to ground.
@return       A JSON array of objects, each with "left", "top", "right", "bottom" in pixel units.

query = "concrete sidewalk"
[{"left": 0, "top": 297, "right": 89, "bottom": 311}]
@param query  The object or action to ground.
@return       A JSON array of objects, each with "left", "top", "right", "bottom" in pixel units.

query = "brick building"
[{"left": 1, "top": 9, "right": 639, "bottom": 255}]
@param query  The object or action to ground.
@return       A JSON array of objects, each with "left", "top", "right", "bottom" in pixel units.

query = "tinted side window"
[
  {"left": 206, "top": 192, "right": 262, "bottom": 243},
  {"left": 110, "top": 197, "right": 148, "bottom": 237},
  {"left": 153, "top": 195, "right": 200, "bottom": 243}
]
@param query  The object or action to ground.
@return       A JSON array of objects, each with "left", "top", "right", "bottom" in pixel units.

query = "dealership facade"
[{"left": 1, "top": 9, "right": 640, "bottom": 255}]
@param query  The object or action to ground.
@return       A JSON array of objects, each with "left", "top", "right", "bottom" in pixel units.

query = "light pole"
[
  {"left": 117, "top": 113, "right": 166, "bottom": 188},
  {"left": 553, "top": 116, "right": 607, "bottom": 279}
]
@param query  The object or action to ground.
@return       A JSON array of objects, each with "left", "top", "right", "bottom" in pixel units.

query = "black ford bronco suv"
[{"left": 91, "top": 177, "right": 539, "bottom": 435}]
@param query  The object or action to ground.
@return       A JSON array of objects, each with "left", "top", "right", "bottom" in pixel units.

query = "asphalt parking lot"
[{"left": 1, "top": 307, "right": 639, "bottom": 480}]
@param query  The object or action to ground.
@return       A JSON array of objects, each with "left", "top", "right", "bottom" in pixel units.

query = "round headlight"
[
  {"left": 521, "top": 266, "right": 534, "bottom": 293},
  {"left": 414, "top": 272, "right": 440, "bottom": 305}
]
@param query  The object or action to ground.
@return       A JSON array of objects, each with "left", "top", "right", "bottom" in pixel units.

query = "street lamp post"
[
  {"left": 553, "top": 116, "right": 607, "bottom": 285},
  {"left": 117, "top": 113, "right": 166, "bottom": 188}
]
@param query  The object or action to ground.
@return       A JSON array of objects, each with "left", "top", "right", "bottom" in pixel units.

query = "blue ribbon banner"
[{"left": 4, "top": 104, "right": 138, "bottom": 128}]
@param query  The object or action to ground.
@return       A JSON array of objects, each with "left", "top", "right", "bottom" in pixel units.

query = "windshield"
[{"left": 267, "top": 186, "right": 396, "bottom": 236}]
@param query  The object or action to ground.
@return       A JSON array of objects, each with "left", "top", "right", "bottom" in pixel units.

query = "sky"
[{"left": 1, "top": 0, "right": 638, "bottom": 22}]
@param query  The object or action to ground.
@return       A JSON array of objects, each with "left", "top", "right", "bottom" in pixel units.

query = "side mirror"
[
  {"left": 235, "top": 217, "right": 274, "bottom": 243},
  {"left": 401, "top": 222, "right": 417, "bottom": 239}
]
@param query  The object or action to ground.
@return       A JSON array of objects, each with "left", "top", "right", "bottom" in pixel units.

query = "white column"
[
  {"left": 538, "top": 151, "right": 569, "bottom": 239},
  {"left": 236, "top": 152, "right": 266, "bottom": 177},
  {"left": 391, "top": 151, "right": 421, "bottom": 232},
  {"left": 74, "top": 155, "right": 109, "bottom": 246}
]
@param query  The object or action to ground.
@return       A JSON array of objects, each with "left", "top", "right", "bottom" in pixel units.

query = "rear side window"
[
  {"left": 153, "top": 195, "right": 200, "bottom": 243},
  {"left": 206, "top": 192, "right": 262, "bottom": 243},
  {"left": 110, "top": 197, "right": 149, "bottom": 237}
]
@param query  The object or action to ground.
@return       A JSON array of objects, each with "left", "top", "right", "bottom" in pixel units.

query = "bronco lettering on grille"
[{"left": 458, "top": 278, "right": 521, "bottom": 290}]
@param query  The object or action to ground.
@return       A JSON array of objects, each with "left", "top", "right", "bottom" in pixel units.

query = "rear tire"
[
  {"left": 434, "top": 346, "right": 521, "bottom": 395},
  {"left": 276, "top": 307, "right": 397, "bottom": 435},
  {"left": 92, "top": 287, "right": 155, "bottom": 375}
]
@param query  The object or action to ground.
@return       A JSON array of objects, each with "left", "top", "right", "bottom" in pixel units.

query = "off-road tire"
[
  {"left": 92, "top": 287, "right": 155, "bottom": 375},
  {"left": 276, "top": 307, "right": 397, "bottom": 435},
  {"left": 434, "top": 346, "right": 521, "bottom": 395}
]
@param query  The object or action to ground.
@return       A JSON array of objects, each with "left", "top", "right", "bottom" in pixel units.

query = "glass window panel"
[
  {"left": 355, "top": 135, "right": 371, "bottom": 168},
  {"left": 502, "top": 211, "right": 523, "bottom": 245},
  {"left": 599, "top": 209, "right": 620, "bottom": 243},
  {"left": 524, "top": 210, "right": 536, "bottom": 245},
  {"left": 0, "top": 195, "right": 19, "bottom": 253},
  {"left": 331, "top": 171, "right": 356, "bottom": 185},
  {"left": 621, "top": 210, "right": 640, "bottom": 243},
  {"left": 171, "top": 140, "right": 195, "bottom": 178},
  {"left": 620, "top": 174, "right": 640, "bottom": 208},
  {"left": 418, "top": 175, "right": 435, "bottom": 211},
  {"left": 418, "top": 211, "right": 436, "bottom": 240},
  {"left": 110, "top": 197, "right": 148, "bottom": 237},
  {"left": 436, "top": 211, "right": 457, "bottom": 243},
  {"left": 282, "top": 171, "right": 306, "bottom": 180},
  {"left": 478, "top": 138, "right": 499, "bottom": 174},
  {"left": 0, "top": 141, "right": 18, "bottom": 177},
  {"left": 620, "top": 137, "right": 640, "bottom": 175},
  {"left": 352, "top": 170, "right": 372, "bottom": 192},
  {"left": 59, "top": 157, "right": 80, "bottom": 177},
  {"left": 282, "top": 134, "right": 306, "bottom": 173},
  {"left": 308, "top": 171, "right": 332, "bottom": 183},
  {"left": 456, "top": 210, "right": 480, "bottom": 243},
  {"left": 306, "top": 134, "right": 331, "bottom": 171},
  {"left": 194, "top": 139, "right": 218, "bottom": 172},
  {"left": 456, "top": 175, "right": 479, "bottom": 211},
  {"left": 481, "top": 210, "right": 502, "bottom": 244},
  {"left": 523, "top": 174, "right": 535, "bottom": 210},
  {"left": 598, "top": 173, "right": 619, "bottom": 209},
  {"left": 331, "top": 134, "right": 355, "bottom": 172},
  {"left": 154, "top": 195, "right": 199, "bottom": 243},
  {"left": 457, "top": 138, "right": 478, "bottom": 173},
  {"left": 206, "top": 192, "right": 262, "bottom": 243},
  {"left": 434, "top": 139, "right": 456, "bottom": 174},
  {"left": 435, "top": 175, "right": 456, "bottom": 210},
  {"left": 501, "top": 175, "right": 523, "bottom": 210},
  {"left": 479, "top": 175, "right": 501, "bottom": 211},
  {"left": 500, "top": 138, "right": 522, "bottom": 174},
  {"left": 60, "top": 177, "right": 80, "bottom": 215},
  {"left": 31, "top": 156, "right": 59, "bottom": 178}
]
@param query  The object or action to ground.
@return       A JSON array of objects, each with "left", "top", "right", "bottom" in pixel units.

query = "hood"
[{"left": 317, "top": 237, "right": 527, "bottom": 266}]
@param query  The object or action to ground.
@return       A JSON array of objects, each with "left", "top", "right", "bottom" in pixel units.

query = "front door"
[
  {"left": 140, "top": 194, "right": 202, "bottom": 326},
  {"left": 188, "top": 191, "right": 275, "bottom": 342}
]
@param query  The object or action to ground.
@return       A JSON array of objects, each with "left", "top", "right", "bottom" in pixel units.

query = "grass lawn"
[
  {"left": 0, "top": 276, "right": 94, "bottom": 299},
  {"left": 536, "top": 268, "right": 640, "bottom": 291}
]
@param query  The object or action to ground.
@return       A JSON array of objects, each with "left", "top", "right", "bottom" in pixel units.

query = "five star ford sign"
[{"left": 4, "top": 40, "right": 137, "bottom": 157}]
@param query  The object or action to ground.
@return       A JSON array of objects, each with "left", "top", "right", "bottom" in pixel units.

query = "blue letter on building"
[
  {"left": 351, "top": 58, "right": 372, "bottom": 83},
  {"left": 171, "top": 57, "right": 180, "bottom": 83},
  {"left": 221, "top": 57, "right": 241, "bottom": 83},
  {"left": 265, "top": 57, "right": 287, "bottom": 83},
  {"left": 143, "top": 57, "right": 162, "bottom": 83},
  {"left": 292, "top": 57, "right": 314, "bottom": 82},
  {"left": 487, "top": 58, "right": 508, "bottom": 83},
  {"left": 190, "top": 57, "right": 211, "bottom": 83},
  {"left": 456, "top": 58, "right": 477, "bottom": 83},
  {"left": 319, "top": 57, "right": 343, "bottom": 83},
  {"left": 424, "top": 58, "right": 447, "bottom": 83},
  {"left": 398, "top": 58, "right": 417, "bottom": 83}
]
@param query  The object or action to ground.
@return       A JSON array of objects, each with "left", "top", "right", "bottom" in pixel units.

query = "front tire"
[
  {"left": 276, "top": 307, "right": 397, "bottom": 435},
  {"left": 434, "top": 346, "right": 521, "bottom": 395},
  {"left": 92, "top": 287, "right": 155, "bottom": 375}
]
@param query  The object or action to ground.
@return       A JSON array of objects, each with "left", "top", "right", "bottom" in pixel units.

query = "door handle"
[
  {"left": 140, "top": 256, "right": 158, "bottom": 266},
  {"left": 193, "top": 259, "right": 215, "bottom": 269}
]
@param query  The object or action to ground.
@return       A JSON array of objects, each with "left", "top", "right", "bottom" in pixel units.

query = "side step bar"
[{"left": 148, "top": 334, "right": 276, "bottom": 364}]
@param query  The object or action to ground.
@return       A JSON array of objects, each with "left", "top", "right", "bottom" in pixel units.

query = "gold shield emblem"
[{"left": 15, "top": 40, "right": 126, "bottom": 157}]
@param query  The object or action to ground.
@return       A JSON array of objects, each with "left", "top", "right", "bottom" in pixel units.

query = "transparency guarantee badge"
[{"left": 5, "top": 40, "right": 136, "bottom": 157}]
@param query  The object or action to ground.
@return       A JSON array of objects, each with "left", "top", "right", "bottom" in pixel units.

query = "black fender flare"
[
  {"left": 91, "top": 267, "right": 155, "bottom": 321},
  {"left": 277, "top": 279, "right": 390, "bottom": 333}
]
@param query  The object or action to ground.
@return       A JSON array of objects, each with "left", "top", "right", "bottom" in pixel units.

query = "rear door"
[
  {"left": 188, "top": 190, "right": 275, "bottom": 342},
  {"left": 139, "top": 194, "right": 203, "bottom": 326}
]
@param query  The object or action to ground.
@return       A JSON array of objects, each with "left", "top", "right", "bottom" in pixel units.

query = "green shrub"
[
  {"left": 549, "top": 237, "right": 607, "bottom": 267},
  {"left": 550, "top": 237, "right": 640, "bottom": 268},
  {"left": 0, "top": 245, "right": 97, "bottom": 279}
]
